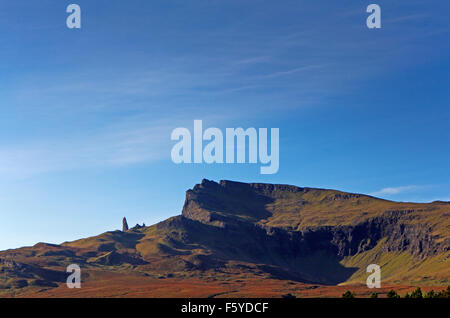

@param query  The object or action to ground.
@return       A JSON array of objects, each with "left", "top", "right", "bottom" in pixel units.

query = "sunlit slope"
[
  {"left": 340, "top": 239, "right": 450, "bottom": 286},
  {"left": 1, "top": 179, "right": 449, "bottom": 296}
]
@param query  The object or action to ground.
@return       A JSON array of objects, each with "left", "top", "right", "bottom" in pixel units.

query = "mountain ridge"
[{"left": 1, "top": 179, "right": 448, "bottom": 297}]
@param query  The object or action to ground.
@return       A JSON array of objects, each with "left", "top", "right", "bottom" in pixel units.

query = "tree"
[
  {"left": 386, "top": 290, "right": 400, "bottom": 298},
  {"left": 342, "top": 290, "right": 355, "bottom": 298},
  {"left": 433, "top": 286, "right": 450, "bottom": 298},
  {"left": 410, "top": 287, "right": 423, "bottom": 299},
  {"left": 424, "top": 290, "right": 435, "bottom": 298},
  {"left": 370, "top": 292, "right": 378, "bottom": 298}
]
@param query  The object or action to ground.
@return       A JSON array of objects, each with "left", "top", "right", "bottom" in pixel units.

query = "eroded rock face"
[
  {"left": 182, "top": 179, "right": 273, "bottom": 224},
  {"left": 297, "top": 213, "right": 445, "bottom": 258},
  {"left": 182, "top": 179, "right": 449, "bottom": 260}
]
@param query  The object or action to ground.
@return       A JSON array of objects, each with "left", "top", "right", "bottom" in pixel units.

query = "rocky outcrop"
[
  {"left": 122, "top": 217, "right": 129, "bottom": 232},
  {"left": 182, "top": 179, "right": 273, "bottom": 224},
  {"left": 131, "top": 223, "right": 145, "bottom": 230}
]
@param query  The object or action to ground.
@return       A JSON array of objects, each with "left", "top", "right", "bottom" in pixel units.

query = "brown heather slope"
[{"left": 0, "top": 179, "right": 449, "bottom": 297}]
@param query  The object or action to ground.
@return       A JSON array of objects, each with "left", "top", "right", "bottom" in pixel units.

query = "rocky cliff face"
[{"left": 182, "top": 179, "right": 449, "bottom": 260}]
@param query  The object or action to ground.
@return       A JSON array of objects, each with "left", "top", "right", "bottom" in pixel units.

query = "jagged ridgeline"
[{"left": 0, "top": 179, "right": 449, "bottom": 296}]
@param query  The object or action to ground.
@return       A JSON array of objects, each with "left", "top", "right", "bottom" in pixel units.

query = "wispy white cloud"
[
  {"left": 255, "top": 65, "right": 327, "bottom": 80},
  {"left": 0, "top": 118, "right": 173, "bottom": 179},
  {"left": 0, "top": 112, "right": 235, "bottom": 180},
  {"left": 2, "top": 0, "right": 448, "bottom": 182},
  {"left": 234, "top": 56, "right": 271, "bottom": 66},
  {"left": 370, "top": 185, "right": 426, "bottom": 197}
]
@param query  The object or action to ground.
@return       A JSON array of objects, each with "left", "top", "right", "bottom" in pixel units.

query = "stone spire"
[{"left": 122, "top": 217, "right": 129, "bottom": 232}]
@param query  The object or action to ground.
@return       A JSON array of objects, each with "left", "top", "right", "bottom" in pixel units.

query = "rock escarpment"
[{"left": 182, "top": 180, "right": 449, "bottom": 260}]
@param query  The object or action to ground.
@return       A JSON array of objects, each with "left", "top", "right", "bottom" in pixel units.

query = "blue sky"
[{"left": 0, "top": 0, "right": 449, "bottom": 250}]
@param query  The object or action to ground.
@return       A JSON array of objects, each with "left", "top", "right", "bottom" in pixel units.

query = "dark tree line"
[{"left": 342, "top": 286, "right": 450, "bottom": 298}]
